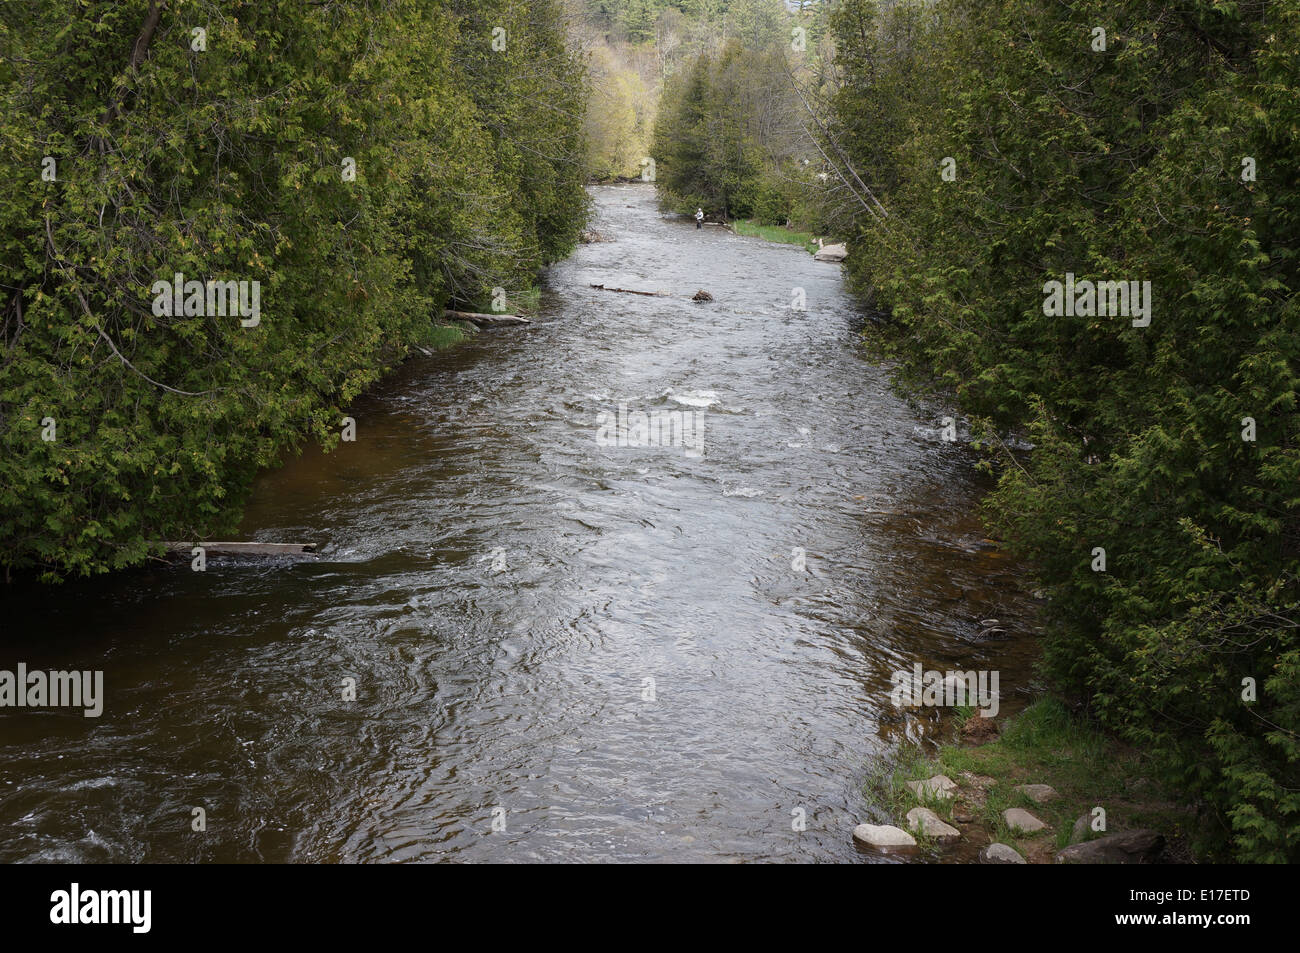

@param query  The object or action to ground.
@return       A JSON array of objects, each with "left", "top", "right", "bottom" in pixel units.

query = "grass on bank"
[
  {"left": 731, "top": 219, "right": 820, "bottom": 255},
  {"left": 459, "top": 285, "right": 542, "bottom": 316},
  {"left": 415, "top": 322, "right": 470, "bottom": 350},
  {"left": 864, "top": 698, "right": 1197, "bottom": 856}
]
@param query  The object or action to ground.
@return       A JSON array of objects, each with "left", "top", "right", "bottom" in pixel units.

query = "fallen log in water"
[
  {"left": 444, "top": 309, "right": 531, "bottom": 327},
  {"left": 160, "top": 541, "right": 317, "bottom": 555},
  {"left": 589, "top": 283, "right": 667, "bottom": 297}
]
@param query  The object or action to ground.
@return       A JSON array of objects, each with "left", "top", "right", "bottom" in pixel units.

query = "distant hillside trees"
[{"left": 651, "top": 33, "right": 817, "bottom": 224}]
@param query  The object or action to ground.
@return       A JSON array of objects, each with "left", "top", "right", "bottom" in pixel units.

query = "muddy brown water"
[{"left": 0, "top": 185, "right": 1041, "bottom": 862}]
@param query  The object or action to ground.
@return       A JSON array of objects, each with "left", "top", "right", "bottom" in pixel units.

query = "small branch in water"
[
  {"left": 158, "top": 541, "right": 317, "bottom": 555},
  {"left": 589, "top": 284, "right": 667, "bottom": 297}
]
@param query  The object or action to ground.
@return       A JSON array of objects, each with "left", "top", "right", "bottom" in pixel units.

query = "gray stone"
[
  {"left": 906, "top": 807, "right": 960, "bottom": 843},
  {"left": 813, "top": 241, "right": 848, "bottom": 262},
  {"left": 1055, "top": 830, "right": 1165, "bottom": 865},
  {"left": 1014, "top": 783, "right": 1059, "bottom": 804},
  {"left": 979, "top": 843, "right": 1026, "bottom": 864},
  {"left": 905, "top": 774, "right": 958, "bottom": 801},
  {"left": 1070, "top": 814, "right": 1092, "bottom": 845},
  {"left": 1002, "top": 807, "right": 1047, "bottom": 834},
  {"left": 852, "top": 823, "right": 917, "bottom": 849}
]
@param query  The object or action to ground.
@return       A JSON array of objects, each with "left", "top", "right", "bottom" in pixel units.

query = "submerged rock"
[{"left": 852, "top": 823, "right": 917, "bottom": 849}]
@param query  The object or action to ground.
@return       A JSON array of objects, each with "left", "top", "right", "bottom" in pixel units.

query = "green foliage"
[
  {"left": 651, "top": 38, "right": 812, "bottom": 221},
  {"left": 0, "top": 0, "right": 588, "bottom": 580},
  {"left": 829, "top": 0, "right": 1300, "bottom": 861},
  {"left": 585, "top": 45, "right": 656, "bottom": 181}
]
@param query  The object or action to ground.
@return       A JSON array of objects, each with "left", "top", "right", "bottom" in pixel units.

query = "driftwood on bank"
[
  {"left": 160, "top": 541, "right": 317, "bottom": 555},
  {"left": 444, "top": 309, "right": 531, "bottom": 327},
  {"left": 589, "top": 283, "right": 667, "bottom": 297}
]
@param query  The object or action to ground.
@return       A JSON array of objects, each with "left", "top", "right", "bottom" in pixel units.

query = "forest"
[
  {"left": 0, "top": 0, "right": 588, "bottom": 579},
  {"left": 821, "top": 0, "right": 1299, "bottom": 864}
]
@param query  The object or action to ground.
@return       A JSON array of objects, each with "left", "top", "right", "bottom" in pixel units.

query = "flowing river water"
[{"left": 1, "top": 185, "right": 1041, "bottom": 863}]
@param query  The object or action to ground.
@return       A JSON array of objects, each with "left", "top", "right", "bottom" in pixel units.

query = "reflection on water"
[{"left": 0, "top": 186, "right": 1039, "bottom": 862}]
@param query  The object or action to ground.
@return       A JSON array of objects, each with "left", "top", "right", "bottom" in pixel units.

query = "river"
[{"left": 0, "top": 185, "right": 1040, "bottom": 863}]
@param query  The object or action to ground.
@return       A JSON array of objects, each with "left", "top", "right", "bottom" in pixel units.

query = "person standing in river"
[{"left": 695, "top": 207, "right": 704, "bottom": 229}]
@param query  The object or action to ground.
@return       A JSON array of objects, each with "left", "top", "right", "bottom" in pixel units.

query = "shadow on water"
[{"left": 0, "top": 185, "right": 1041, "bottom": 862}]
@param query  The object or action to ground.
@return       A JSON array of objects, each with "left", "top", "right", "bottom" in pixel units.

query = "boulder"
[
  {"left": 1002, "top": 807, "right": 1047, "bottom": 834},
  {"left": 979, "top": 843, "right": 1026, "bottom": 864},
  {"left": 1070, "top": 814, "right": 1093, "bottom": 845},
  {"left": 1014, "top": 784, "right": 1058, "bottom": 805},
  {"left": 906, "top": 807, "right": 960, "bottom": 843},
  {"left": 692, "top": 290, "right": 714, "bottom": 302},
  {"left": 906, "top": 775, "right": 958, "bottom": 801},
  {"left": 1055, "top": 830, "right": 1165, "bottom": 865},
  {"left": 852, "top": 824, "right": 917, "bottom": 849},
  {"left": 813, "top": 242, "right": 848, "bottom": 262}
]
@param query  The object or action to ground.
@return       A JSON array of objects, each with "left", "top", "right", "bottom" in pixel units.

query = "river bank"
[
  {"left": 858, "top": 698, "right": 1198, "bottom": 863},
  {"left": 729, "top": 220, "right": 820, "bottom": 255}
]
